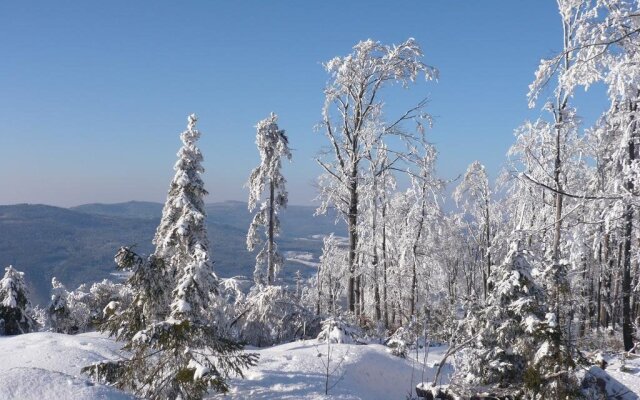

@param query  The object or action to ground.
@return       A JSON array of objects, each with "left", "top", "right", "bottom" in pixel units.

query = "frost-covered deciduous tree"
[
  {"left": 246, "top": 113, "right": 291, "bottom": 286},
  {"left": 525, "top": 2, "right": 592, "bottom": 335},
  {"left": 232, "top": 285, "right": 313, "bottom": 347},
  {"left": 526, "top": 0, "right": 640, "bottom": 351},
  {"left": 358, "top": 144, "right": 396, "bottom": 323},
  {"left": 87, "top": 115, "right": 257, "bottom": 399},
  {"left": 316, "top": 38, "right": 437, "bottom": 313},
  {"left": 454, "top": 161, "right": 498, "bottom": 300},
  {"left": 0, "top": 266, "right": 36, "bottom": 335},
  {"left": 396, "top": 144, "right": 443, "bottom": 318},
  {"left": 315, "top": 234, "right": 348, "bottom": 317}
]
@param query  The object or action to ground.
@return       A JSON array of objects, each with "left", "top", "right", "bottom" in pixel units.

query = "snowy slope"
[
  {"left": 0, "top": 331, "right": 450, "bottom": 400},
  {"left": 2, "top": 332, "right": 640, "bottom": 399},
  {"left": 0, "top": 332, "right": 132, "bottom": 400},
  {"left": 599, "top": 356, "right": 640, "bottom": 399},
  {"left": 211, "top": 341, "right": 452, "bottom": 400}
]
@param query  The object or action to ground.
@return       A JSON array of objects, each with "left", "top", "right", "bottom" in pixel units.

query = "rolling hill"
[{"left": 0, "top": 201, "right": 344, "bottom": 305}]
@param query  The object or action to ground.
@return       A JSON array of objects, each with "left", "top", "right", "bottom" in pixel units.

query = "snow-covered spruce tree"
[
  {"left": 246, "top": 113, "right": 291, "bottom": 286},
  {"left": 150, "top": 113, "right": 212, "bottom": 320},
  {"left": 48, "top": 277, "right": 71, "bottom": 333},
  {"left": 0, "top": 265, "right": 36, "bottom": 335},
  {"left": 86, "top": 115, "right": 257, "bottom": 399},
  {"left": 454, "top": 238, "right": 578, "bottom": 398}
]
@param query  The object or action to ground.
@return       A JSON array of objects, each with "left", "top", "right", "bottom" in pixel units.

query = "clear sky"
[{"left": 0, "top": 1, "right": 609, "bottom": 207}]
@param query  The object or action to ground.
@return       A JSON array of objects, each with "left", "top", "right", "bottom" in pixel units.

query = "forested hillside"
[{"left": 0, "top": 202, "right": 343, "bottom": 304}]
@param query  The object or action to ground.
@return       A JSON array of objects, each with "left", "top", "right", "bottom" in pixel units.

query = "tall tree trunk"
[
  {"left": 614, "top": 241, "right": 624, "bottom": 331},
  {"left": 484, "top": 199, "right": 491, "bottom": 300},
  {"left": 623, "top": 203, "right": 633, "bottom": 351},
  {"left": 373, "top": 252, "right": 381, "bottom": 321},
  {"left": 552, "top": 111, "right": 564, "bottom": 299},
  {"left": 410, "top": 184, "right": 428, "bottom": 317},
  {"left": 597, "top": 238, "right": 603, "bottom": 330},
  {"left": 623, "top": 101, "right": 636, "bottom": 351},
  {"left": 347, "top": 168, "right": 358, "bottom": 313},
  {"left": 355, "top": 273, "right": 361, "bottom": 317},
  {"left": 267, "top": 180, "right": 275, "bottom": 285},
  {"left": 382, "top": 203, "right": 389, "bottom": 328},
  {"left": 371, "top": 177, "right": 382, "bottom": 322},
  {"left": 358, "top": 274, "right": 364, "bottom": 318},
  {"left": 316, "top": 263, "right": 322, "bottom": 316}
]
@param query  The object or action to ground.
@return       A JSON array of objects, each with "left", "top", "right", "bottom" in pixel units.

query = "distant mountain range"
[{"left": 0, "top": 201, "right": 344, "bottom": 305}]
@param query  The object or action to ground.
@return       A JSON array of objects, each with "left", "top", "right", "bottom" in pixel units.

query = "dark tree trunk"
[
  {"left": 484, "top": 200, "right": 491, "bottom": 299},
  {"left": 410, "top": 183, "right": 428, "bottom": 317},
  {"left": 267, "top": 180, "right": 276, "bottom": 285},
  {"left": 623, "top": 203, "right": 634, "bottom": 351},
  {"left": 382, "top": 203, "right": 389, "bottom": 328},
  {"left": 347, "top": 167, "right": 358, "bottom": 313},
  {"left": 623, "top": 102, "right": 636, "bottom": 351}
]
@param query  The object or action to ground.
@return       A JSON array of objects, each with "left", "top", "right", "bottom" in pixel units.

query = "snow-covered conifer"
[
  {"left": 454, "top": 238, "right": 577, "bottom": 397},
  {"left": 88, "top": 115, "right": 257, "bottom": 399},
  {"left": 48, "top": 277, "right": 71, "bottom": 333},
  {"left": 246, "top": 113, "right": 291, "bottom": 286},
  {"left": 152, "top": 113, "right": 215, "bottom": 318},
  {"left": 0, "top": 265, "right": 36, "bottom": 335}
]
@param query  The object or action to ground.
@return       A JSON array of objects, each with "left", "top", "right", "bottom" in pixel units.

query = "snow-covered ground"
[
  {"left": 0, "top": 331, "right": 132, "bottom": 399},
  {"left": 0, "top": 331, "right": 450, "bottom": 400},
  {"left": 596, "top": 355, "right": 640, "bottom": 399},
  {"left": 212, "top": 341, "right": 451, "bottom": 399},
  {"left": 2, "top": 331, "right": 640, "bottom": 399}
]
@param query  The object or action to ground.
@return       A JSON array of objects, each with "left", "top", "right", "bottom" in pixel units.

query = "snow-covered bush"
[
  {"left": 30, "top": 305, "right": 47, "bottom": 329},
  {"left": 46, "top": 278, "right": 132, "bottom": 334},
  {"left": 220, "top": 277, "right": 247, "bottom": 307},
  {"left": 88, "top": 279, "right": 133, "bottom": 324},
  {"left": 48, "top": 278, "right": 90, "bottom": 334},
  {"left": 317, "top": 316, "right": 363, "bottom": 344},
  {"left": 386, "top": 326, "right": 414, "bottom": 358},
  {"left": 0, "top": 265, "right": 37, "bottom": 335},
  {"left": 234, "top": 284, "right": 316, "bottom": 347}
]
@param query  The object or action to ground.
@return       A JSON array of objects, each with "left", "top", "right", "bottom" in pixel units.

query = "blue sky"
[{"left": 0, "top": 1, "right": 608, "bottom": 207}]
